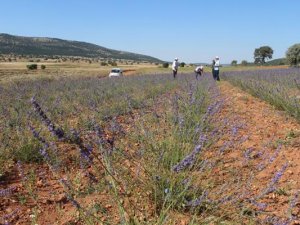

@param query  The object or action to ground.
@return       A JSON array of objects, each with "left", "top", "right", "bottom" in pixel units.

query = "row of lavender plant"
[
  {"left": 223, "top": 68, "right": 300, "bottom": 121},
  {"left": 128, "top": 74, "right": 298, "bottom": 224},
  {"left": 124, "top": 74, "right": 229, "bottom": 223}
]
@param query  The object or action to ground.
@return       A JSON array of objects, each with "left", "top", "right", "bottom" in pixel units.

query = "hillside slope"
[{"left": 0, "top": 33, "right": 162, "bottom": 62}]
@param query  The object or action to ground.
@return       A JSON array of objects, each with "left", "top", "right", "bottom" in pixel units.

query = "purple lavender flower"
[
  {"left": 173, "top": 135, "right": 207, "bottom": 173},
  {"left": 0, "top": 186, "right": 16, "bottom": 197},
  {"left": 243, "top": 147, "right": 254, "bottom": 161},
  {"left": 257, "top": 162, "right": 288, "bottom": 198},
  {"left": 28, "top": 124, "right": 60, "bottom": 172},
  {"left": 268, "top": 144, "right": 282, "bottom": 163},
  {"left": 1, "top": 208, "right": 20, "bottom": 224},
  {"left": 250, "top": 200, "right": 267, "bottom": 211},
  {"left": 66, "top": 194, "right": 81, "bottom": 209},
  {"left": 186, "top": 190, "right": 208, "bottom": 207},
  {"left": 31, "top": 97, "right": 64, "bottom": 139}
]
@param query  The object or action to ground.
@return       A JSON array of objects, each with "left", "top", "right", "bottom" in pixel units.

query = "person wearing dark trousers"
[
  {"left": 194, "top": 65, "right": 204, "bottom": 80},
  {"left": 212, "top": 56, "right": 220, "bottom": 81},
  {"left": 172, "top": 58, "right": 179, "bottom": 78},
  {"left": 211, "top": 59, "right": 215, "bottom": 79}
]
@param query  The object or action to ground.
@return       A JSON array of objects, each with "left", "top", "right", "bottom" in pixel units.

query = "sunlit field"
[{"left": 1, "top": 64, "right": 300, "bottom": 224}]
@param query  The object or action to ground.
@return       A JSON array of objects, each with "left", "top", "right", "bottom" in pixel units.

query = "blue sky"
[{"left": 1, "top": 0, "right": 300, "bottom": 63}]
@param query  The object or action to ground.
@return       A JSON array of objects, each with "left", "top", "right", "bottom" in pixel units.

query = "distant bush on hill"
[
  {"left": 241, "top": 60, "right": 248, "bottom": 66},
  {"left": 162, "top": 62, "right": 169, "bottom": 68},
  {"left": 100, "top": 62, "right": 108, "bottom": 66},
  {"left": 26, "top": 64, "right": 38, "bottom": 70}
]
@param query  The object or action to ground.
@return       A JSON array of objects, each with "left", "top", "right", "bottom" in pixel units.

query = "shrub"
[
  {"left": 110, "top": 61, "right": 117, "bottom": 66},
  {"left": 100, "top": 62, "right": 108, "bottom": 66},
  {"left": 14, "top": 140, "right": 43, "bottom": 163},
  {"left": 26, "top": 64, "right": 38, "bottom": 70},
  {"left": 286, "top": 43, "right": 300, "bottom": 66},
  {"left": 162, "top": 62, "right": 169, "bottom": 68},
  {"left": 180, "top": 62, "right": 185, "bottom": 67},
  {"left": 241, "top": 60, "right": 248, "bottom": 66},
  {"left": 41, "top": 65, "right": 46, "bottom": 70},
  {"left": 231, "top": 60, "right": 238, "bottom": 66},
  {"left": 108, "top": 61, "right": 117, "bottom": 66}
]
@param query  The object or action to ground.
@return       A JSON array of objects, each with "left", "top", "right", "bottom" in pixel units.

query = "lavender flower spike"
[
  {"left": 0, "top": 186, "right": 16, "bottom": 197},
  {"left": 173, "top": 135, "right": 207, "bottom": 173},
  {"left": 31, "top": 97, "right": 64, "bottom": 139}
]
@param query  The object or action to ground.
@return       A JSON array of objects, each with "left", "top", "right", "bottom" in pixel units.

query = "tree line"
[{"left": 231, "top": 43, "right": 300, "bottom": 66}]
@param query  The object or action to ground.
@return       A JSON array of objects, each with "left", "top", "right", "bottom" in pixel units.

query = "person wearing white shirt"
[
  {"left": 194, "top": 65, "right": 204, "bottom": 80},
  {"left": 213, "top": 56, "right": 220, "bottom": 81},
  {"left": 172, "top": 58, "right": 180, "bottom": 78}
]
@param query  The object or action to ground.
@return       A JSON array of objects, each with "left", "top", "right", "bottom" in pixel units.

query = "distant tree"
[
  {"left": 231, "top": 60, "right": 238, "bottom": 66},
  {"left": 41, "top": 65, "right": 46, "bottom": 70},
  {"left": 286, "top": 43, "right": 300, "bottom": 66},
  {"left": 26, "top": 64, "right": 38, "bottom": 70},
  {"left": 107, "top": 60, "right": 118, "bottom": 66},
  {"left": 110, "top": 61, "right": 117, "bottom": 66},
  {"left": 162, "top": 62, "right": 169, "bottom": 68},
  {"left": 180, "top": 62, "right": 185, "bottom": 67},
  {"left": 241, "top": 60, "right": 248, "bottom": 66},
  {"left": 254, "top": 46, "right": 273, "bottom": 64}
]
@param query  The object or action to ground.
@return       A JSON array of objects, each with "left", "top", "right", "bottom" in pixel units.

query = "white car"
[{"left": 108, "top": 68, "right": 123, "bottom": 77}]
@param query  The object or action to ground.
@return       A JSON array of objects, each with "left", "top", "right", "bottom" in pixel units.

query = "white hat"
[
  {"left": 175, "top": 58, "right": 178, "bottom": 61},
  {"left": 215, "top": 56, "right": 219, "bottom": 59}
]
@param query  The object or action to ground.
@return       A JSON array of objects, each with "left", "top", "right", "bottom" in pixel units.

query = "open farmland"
[
  {"left": 0, "top": 66, "right": 300, "bottom": 224},
  {"left": 0, "top": 61, "right": 172, "bottom": 82}
]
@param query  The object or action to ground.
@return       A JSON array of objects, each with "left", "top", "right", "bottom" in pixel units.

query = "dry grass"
[{"left": 0, "top": 61, "right": 166, "bottom": 83}]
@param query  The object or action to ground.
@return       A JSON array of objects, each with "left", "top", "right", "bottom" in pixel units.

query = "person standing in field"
[
  {"left": 194, "top": 65, "right": 204, "bottom": 80},
  {"left": 211, "top": 59, "right": 215, "bottom": 78},
  {"left": 212, "top": 56, "right": 220, "bottom": 81},
  {"left": 172, "top": 58, "right": 180, "bottom": 78}
]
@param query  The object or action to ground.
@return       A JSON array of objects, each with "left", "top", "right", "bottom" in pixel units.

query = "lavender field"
[{"left": 1, "top": 71, "right": 300, "bottom": 224}]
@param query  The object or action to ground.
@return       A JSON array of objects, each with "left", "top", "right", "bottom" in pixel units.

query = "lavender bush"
[{"left": 223, "top": 68, "right": 300, "bottom": 121}]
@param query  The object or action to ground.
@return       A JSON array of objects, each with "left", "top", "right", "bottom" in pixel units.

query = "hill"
[
  {"left": 265, "top": 58, "right": 287, "bottom": 65},
  {"left": 0, "top": 33, "right": 162, "bottom": 62}
]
